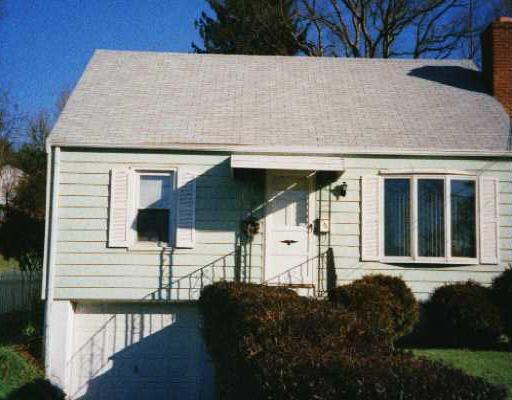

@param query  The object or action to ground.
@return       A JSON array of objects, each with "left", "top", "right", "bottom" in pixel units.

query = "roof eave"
[{"left": 46, "top": 140, "right": 512, "bottom": 158}]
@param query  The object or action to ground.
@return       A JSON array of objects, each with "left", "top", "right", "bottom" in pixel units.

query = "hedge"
[
  {"left": 199, "top": 282, "right": 507, "bottom": 400},
  {"left": 491, "top": 269, "right": 512, "bottom": 339},
  {"left": 329, "top": 274, "right": 419, "bottom": 340},
  {"left": 425, "top": 281, "right": 502, "bottom": 348},
  {"left": 5, "top": 379, "right": 65, "bottom": 400}
]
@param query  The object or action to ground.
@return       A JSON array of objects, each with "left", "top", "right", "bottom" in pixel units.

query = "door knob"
[{"left": 281, "top": 239, "right": 298, "bottom": 246}]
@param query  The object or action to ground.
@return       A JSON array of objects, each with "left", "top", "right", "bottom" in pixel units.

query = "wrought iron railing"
[{"left": 142, "top": 246, "right": 336, "bottom": 301}]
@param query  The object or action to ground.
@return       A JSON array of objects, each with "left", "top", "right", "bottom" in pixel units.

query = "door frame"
[{"left": 263, "top": 170, "right": 316, "bottom": 284}]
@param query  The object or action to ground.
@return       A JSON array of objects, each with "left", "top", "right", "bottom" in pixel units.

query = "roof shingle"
[{"left": 48, "top": 50, "right": 511, "bottom": 154}]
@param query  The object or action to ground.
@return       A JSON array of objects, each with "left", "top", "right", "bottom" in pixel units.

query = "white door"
[
  {"left": 265, "top": 172, "right": 314, "bottom": 287},
  {"left": 70, "top": 303, "right": 214, "bottom": 400}
]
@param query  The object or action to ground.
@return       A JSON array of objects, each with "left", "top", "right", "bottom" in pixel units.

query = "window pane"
[
  {"left": 137, "top": 209, "right": 169, "bottom": 242},
  {"left": 418, "top": 179, "right": 445, "bottom": 257},
  {"left": 451, "top": 180, "right": 476, "bottom": 258},
  {"left": 139, "top": 175, "right": 171, "bottom": 209},
  {"left": 384, "top": 179, "right": 411, "bottom": 256}
]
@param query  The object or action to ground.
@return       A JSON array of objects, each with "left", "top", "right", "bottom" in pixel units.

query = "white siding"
[
  {"left": 317, "top": 156, "right": 512, "bottom": 300},
  {"left": 54, "top": 149, "right": 263, "bottom": 301},
  {"left": 53, "top": 149, "right": 512, "bottom": 302}
]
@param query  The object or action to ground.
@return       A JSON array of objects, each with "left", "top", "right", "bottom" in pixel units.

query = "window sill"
[
  {"left": 129, "top": 243, "right": 174, "bottom": 252},
  {"left": 380, "top": 257, "right": 480, "bottom": 265}
]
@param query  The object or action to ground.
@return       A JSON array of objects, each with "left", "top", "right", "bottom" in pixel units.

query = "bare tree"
[
  {"left": 297, "top": 0, "right": 509, "bottom": 59},
  {"left": 0, "top": 92, "right": 17, "bottom": 167},
  {"left": 461, "top": 0, "right": 512, "bottom": 63},
  {"left": 0, "top": 92, "right": 20, "bottom": 213},
  {"left": 500, "top": 0, "right": 512, "bottom": 14},
  {"left": 26, "top": 112, "right": 51, "bottom": 153}
]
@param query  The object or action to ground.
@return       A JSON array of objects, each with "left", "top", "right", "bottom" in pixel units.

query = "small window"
[
  {"left": 382, "top": 176, "right": 477, "bottom": 262},
  {"left": 136, "top": 173, "right": 174, "bottom": 244}
]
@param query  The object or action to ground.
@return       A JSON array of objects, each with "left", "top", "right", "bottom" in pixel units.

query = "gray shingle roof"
[{"left": 48, "top": 50, "right": 511, "bottom": 155}]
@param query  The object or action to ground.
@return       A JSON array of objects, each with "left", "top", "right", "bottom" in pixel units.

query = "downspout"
[
  {"left": 43, "top": 146, "right": 60, "bottom": 374},
  {"left": 41, "top": 148, "right": 52, "bottom": 299},
  {"left": 317, "top": 178, "right": 322, "bottom": 292}
]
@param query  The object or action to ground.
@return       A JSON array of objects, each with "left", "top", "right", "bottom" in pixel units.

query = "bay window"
[{"left": 383, "top": 175, "right": 478, "bottom": 262}]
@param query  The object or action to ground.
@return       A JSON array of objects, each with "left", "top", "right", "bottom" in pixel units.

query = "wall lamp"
[{"left": 332, "top": 182, "right": 348, "bottom": 199}]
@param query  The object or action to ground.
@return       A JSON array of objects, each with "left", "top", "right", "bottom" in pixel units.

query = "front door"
[{"left": 265, "top": 172, "right": 314, "bottom": 287}]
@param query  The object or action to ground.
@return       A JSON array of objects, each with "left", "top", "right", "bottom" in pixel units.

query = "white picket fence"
[{"left": 0, "top": 270, "right": 42, "bottom": 314}]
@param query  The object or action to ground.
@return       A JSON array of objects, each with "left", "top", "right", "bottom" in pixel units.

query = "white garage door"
[{"left": 70, "top": 303, "right": 214, "bottom": 400}]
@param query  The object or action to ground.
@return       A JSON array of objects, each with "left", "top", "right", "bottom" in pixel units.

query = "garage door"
[{"left": 70, "top": 303, "right": 214, "bottom": 400}]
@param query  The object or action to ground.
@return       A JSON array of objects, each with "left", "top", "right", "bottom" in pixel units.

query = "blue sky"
[
  {"left": 1, "top": 1, "right": 506, "bottom": 121},
  {"left": 0, "top": 0, "right": 204, "bottom": 117}
]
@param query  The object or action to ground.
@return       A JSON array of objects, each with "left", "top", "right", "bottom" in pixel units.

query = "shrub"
[
  {"left": 328, "top": 280, "right": 397, "bottom": 344},
  {"left": 329, "top": 275, "right": 419, "bottom": 342},
  {"left": 199, "top": 282, "right": 507, "bottom": 400},
  {"left": 200, "top": 282, "right": 389, "bottom": 399},
  {"left": 6, "top": 379, "right": 65, "bottom": 400},
  {"left": 361, "top": 275, "right": 419, "bottom": 337},
  {"left": 425, "top": 281, "right": 502, "bottom": 348},
  {"left": 0, "top": 301, "right": 45, "bottom": 361},
  {"left": 334, "top": 353, "right": 508, "bottom": 400},
  {"left": 491, "top": 269, "right": 512, "bottom": 339}
]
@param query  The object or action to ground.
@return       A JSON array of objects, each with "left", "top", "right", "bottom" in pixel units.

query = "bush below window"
[
  {"left": 424, "top": 281, "right": 502, "bottom": 348},
  {"left": 199, "top": 282, "right": 507, "bottom": 400},
  {"left": 491, "top": 269, "right": 512, "bottom": 340},
  {"left": 328, "top": 274, "right": 419, "bottom": 342}
]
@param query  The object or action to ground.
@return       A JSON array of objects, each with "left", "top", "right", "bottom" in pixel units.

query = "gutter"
[
  {"left": 41, "top": 148, "right": 52, "bottom": 299},
  {"left": 47, "top": 141, "right": 512, "bottom": 159}
]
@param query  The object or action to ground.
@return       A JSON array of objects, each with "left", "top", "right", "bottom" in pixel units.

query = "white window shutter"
[
  {"left": 176, "top": 169, "right": 196, "bottom": 248},
  {"left": 479, "top": 177, "right": 500, "bottom": 264},
  {"left": 361, "top": 176, "right": 381, "bottom": 261},
  {"left": 108, "top": 168, "right": 132, "bottom": 248}
]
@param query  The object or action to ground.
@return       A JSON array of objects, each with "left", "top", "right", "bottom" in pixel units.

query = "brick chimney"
[{"left": 481, "top": 16, "right": 512, "bottom": 115}]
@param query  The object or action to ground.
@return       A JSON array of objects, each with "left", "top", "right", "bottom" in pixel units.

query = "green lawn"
[
  {"left": 0, "top": 345, "right": 43, "bottom": 399},
  {"left": 414, "top": 349, "right": 512, "bottom": 398},
  {"left": 0, "top": 309, "right": 45, "bottom": 399}
]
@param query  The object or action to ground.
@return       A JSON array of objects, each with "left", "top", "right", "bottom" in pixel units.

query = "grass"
[
  {"left": 414, "top": 349, "right": 512, "bottom": 398},
  {"left": 0, "top": 345, "right": 43, "bottom": 399},
  {"left": 0, "top": 254, "right": 18, "bottom": 273},
  {"left": 0, "top": 306, "right": 45, "bottom": 399}
]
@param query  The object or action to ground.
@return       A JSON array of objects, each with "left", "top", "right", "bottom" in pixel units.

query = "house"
[
  {"left": 0, "top": 164, "right": 24, "bottom": 221},
  {"left": 43, "top": 17, "right": 512, "bottom": 400},
  {"left": 0, "top": 164, "right": 23, "bottom": 207}
]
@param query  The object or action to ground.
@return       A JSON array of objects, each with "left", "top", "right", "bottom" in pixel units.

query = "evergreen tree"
[{"left": 193, "top": 0, "right": 307, "bottom": 55}]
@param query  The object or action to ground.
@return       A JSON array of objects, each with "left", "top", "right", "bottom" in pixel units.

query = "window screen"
[{"left": 137, "top": 174, "right": 172, "bottom": 243}]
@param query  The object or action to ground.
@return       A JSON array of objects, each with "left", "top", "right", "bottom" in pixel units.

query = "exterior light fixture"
[{"left": 333, "top": 182, "right": 347, "bottom": 199}]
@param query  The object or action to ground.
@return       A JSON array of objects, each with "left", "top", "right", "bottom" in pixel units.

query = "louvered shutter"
[
  {"left": 479, "top": 177, "right": 499, "bottom": 264},
  {"left": 176, "top": 169, "right": 196, "bottom": 248},
  {"left": 108, "top": 168, "right": 132, "bottom": 247},
  {"left": 361, "top": 176, "right": 381, "bottom": 261}
]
